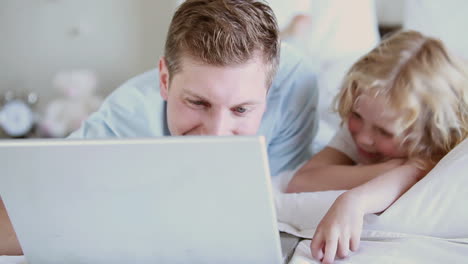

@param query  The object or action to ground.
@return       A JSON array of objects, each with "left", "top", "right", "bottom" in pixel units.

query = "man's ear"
[{"left": 159, "top": 57, "right": 170, "bottom": 101}]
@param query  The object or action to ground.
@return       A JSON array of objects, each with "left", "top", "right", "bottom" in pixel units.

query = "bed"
[{"left": 274, "top": 138, "right": 468, "bottom": 263}]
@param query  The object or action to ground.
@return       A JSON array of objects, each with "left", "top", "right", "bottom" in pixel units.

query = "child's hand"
[{"left": 310, "top": 192, "right": 365, "bottom": 264}]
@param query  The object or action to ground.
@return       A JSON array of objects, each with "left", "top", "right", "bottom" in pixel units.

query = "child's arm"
[
  {"left": 0, "top": 198, "right": 23, "bottom": 255},
  {"left": 286, "top": 147, "right": 405, "bottom": 193},
  {"left": 310, "top": 162, "right": 425, "bottom": 264}
]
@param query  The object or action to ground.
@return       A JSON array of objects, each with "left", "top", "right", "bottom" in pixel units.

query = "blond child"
[{"left": 287, "top": 30, "right": 468, "bottom": 264}]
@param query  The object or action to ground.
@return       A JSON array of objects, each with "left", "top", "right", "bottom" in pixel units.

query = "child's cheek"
[
  {"left": 348, "top": 117, "right": 360, "bottom": 135},
  {"left": 379, "top": 141, "right": 404, "bottom": 159}
]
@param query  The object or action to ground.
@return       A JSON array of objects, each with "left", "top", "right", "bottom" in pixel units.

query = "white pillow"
[
  {"left": 274, "top": 138, "right": 468, "bottom": 238},
  {"left": 272, "top": 170, "right": 344, "bottom": 235}
]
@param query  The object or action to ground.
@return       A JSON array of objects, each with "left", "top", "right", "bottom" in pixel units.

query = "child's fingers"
[
  {"left": 337, "top": 235, "right": 350, "bottom": 258},
  {"left": 350, "top": 233, "right": 360, "bottom": 252},
  {"left": 317, "top": 247, "right": 324, "bottom": 261},
  {"left": 322, "top": 238, "right": 338, "bottom": 264},
  {"left": 310, "top": 233, "right": 324, "bottom": 260}
]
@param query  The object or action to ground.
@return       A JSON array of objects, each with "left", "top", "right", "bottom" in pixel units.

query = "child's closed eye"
[
  {"left": 351, "top": 111, "right": 362, "bottom": 119},
  {"left": 377, "top": 127, "right": 394, "bottom": 138}
]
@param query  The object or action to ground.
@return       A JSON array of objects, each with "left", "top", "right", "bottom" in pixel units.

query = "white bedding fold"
[
  {"left": 289, "top": 236, "right": 468, "bottom": 264},
  {"left": 274, "top": 139, "right": 468, "bottom": 239},
  {"left": 273, "top": 139, "right": 468, "bottom": 262}
]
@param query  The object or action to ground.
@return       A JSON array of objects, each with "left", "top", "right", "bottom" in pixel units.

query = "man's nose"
[{"left": 204, "top": 111, "right": 234, "bottom": 136}]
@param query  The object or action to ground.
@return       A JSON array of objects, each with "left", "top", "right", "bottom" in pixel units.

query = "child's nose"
[{"left": 356, "top": 129, "right": 374, "bottom": 147}]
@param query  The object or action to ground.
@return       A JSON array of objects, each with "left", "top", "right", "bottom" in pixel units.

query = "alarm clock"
[{"left": 0, "top": 99, "right": 36, "bottom": 138}]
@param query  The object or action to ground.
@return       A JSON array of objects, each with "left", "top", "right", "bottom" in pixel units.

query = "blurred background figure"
[
  {"left": 273, "top": 0, "right": 379, "bottom": 69},
  {"left": 270, "top": 0, "right": 380, "bottom": 152}
]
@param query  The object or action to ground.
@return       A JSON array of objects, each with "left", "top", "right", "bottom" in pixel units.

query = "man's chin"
[
  {"left": 169, "top": 128, "right": 198, "bottom": 136},
  {"left": 181, "top": 131, "right": 201, "bottom": 136}
]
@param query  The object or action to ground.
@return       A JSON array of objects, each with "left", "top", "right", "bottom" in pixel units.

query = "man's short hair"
[{"left": 164, "top": 0, "right": 280, "bottom": 87}]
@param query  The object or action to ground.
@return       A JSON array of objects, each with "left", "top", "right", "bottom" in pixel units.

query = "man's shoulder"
[
  {"left": 119, "top": 69, "right": 160, "bottom": 94},
  {"left": 267, "top": 43, "right": 317, "bottom": 104},
  {"left": 271, "top": 43, "right": 316, "bottom": 91},
  {"left": 72, "top": 68, "right": 167, "bottom": 138},
  {"left": 105, "top": 69, "right": 161, "bottom": 107},
  {"left": 278, "top": 43, "right": 307, "bottom": 73},
  {"left": 279, "top": 42, "right": 304, "bottom": 68}
]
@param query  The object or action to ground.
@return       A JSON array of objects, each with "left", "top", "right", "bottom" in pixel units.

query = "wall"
[
  {"left": 375, "top": 0, "right": 404, "bottom": 25},
  {"left": 0, "top": 0, "right": 177, "bottom": 108},
  {"left": 0, "top": 0, "right": 414, "bottom": 110}
]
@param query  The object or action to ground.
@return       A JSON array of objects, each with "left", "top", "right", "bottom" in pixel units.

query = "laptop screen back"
[{"left": 0, "top": 136, "right": 282, "bottom": 264}]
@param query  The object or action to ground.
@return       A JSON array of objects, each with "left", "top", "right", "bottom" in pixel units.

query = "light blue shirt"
[{"left": 69, "top": 43, "right": 319, "bottom": 176}]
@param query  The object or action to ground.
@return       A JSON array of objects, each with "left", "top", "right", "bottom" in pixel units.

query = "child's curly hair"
[{"left": 335, "top": 30, "right": 468, "bottom": 169}]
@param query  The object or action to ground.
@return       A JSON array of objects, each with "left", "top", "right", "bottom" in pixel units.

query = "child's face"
[{"left": 348, "top": 93, "right": 407, "bottom": 164}]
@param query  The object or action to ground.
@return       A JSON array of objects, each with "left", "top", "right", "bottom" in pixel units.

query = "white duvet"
[
  {"left": 289, "top": 236, "right": 468, "bottom": 264},
  {"left": 274, "top": 138, "right": 468, "bottom": 263}
]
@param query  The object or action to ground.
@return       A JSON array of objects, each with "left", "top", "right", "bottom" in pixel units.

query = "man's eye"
[
  {"left": 189, "top": 100, "right": 206, "bottom": 106},
  {"left": 234, "top": 106, "right": 247, "bottom": 114}
]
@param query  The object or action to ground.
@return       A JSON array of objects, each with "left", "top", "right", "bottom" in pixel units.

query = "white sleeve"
[{"left": 327, "top": 125, "right": 360, "bottom": 163}]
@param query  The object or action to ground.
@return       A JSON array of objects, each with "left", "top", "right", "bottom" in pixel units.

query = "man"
[
  {"left": 69, "top": 0, "right": 318, "bottom": 176},
  {"left": 0, "top": 0, "right": 318, "bottom": 255}
]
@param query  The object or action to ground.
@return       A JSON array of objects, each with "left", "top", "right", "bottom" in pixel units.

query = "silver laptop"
[{"left": 0, "top": 136, "right": 283, "bottom": 264}]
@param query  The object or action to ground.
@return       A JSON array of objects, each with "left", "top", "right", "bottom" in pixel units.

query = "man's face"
[{"left": 159, "top": 56, "right": 268, "bottom": 136}]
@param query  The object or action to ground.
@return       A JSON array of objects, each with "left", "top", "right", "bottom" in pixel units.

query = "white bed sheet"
[
  {"left": 4, "top": 234, "right": 468, "bottom": 264},
  {"left": 289, "top": 236, "right": 468, "bottom": 264},
  {"left": 0, "top": 256, "right": 25, "bottom": 264},
  {"left": 275, "top": 138, "right": 468, "bottom": 263}
]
